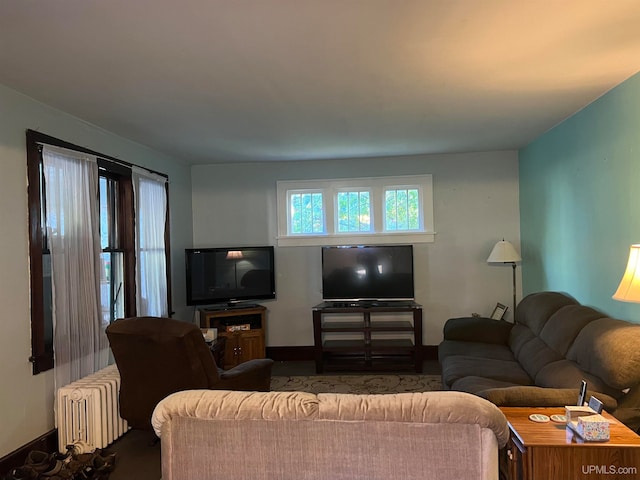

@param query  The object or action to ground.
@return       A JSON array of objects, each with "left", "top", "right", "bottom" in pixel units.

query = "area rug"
[{"left": 270, "top": 374, "right": 442, "bottom": 394}]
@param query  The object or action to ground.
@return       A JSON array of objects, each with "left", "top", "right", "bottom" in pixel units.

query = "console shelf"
[
  {"left": 312, "top": 302, "right": 423, "bottom": 373},
  {"left": 321, "top": 321, "right": 415, "bottom": 332}
]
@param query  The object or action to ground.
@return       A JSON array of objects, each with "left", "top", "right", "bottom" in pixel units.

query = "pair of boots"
[{"left": 3, "top": 444, "right": 116, "bottom": 480}]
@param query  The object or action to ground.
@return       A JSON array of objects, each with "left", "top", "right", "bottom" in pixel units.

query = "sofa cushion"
[
  {"left": 534, "top": 359, "right": 620, "bottom": 398},
  {"left": 514, "top": 291, "right": 579, "bottom": 334},
  {"left": 613, "top": 387, "right": 640, "bottom": 432},
  {"left": 515, "top": 336, "right": 563, "bottom": 380},
  {"left": 438, "top": 340, "right": 515, "bottom": 363},
  {"left": 450, "top": 376, "right": 522, "bottom": 394},
  {"left": 538, "top": 305, "right": 605, "bottom": 356},
  {"left": 567, "top": 318, "right": 640, "bottom": 390},
  {"left": 441, "top": 355, "right": 532, "bottom": 387},
  {"left": 508, "top": 324, "right": 536, "bottom": 358},
  {"left": 477, "top": 386, "right": 617, "bottom": 411}
]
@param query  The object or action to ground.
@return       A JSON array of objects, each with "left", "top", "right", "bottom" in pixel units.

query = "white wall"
[
  {"left": 0, "top": 84, "right": 193, "bottom": 457},
  {"left": 191, "top": 151, "right": 520, "bottom": 348}
]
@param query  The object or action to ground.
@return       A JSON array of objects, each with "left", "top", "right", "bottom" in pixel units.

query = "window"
[
  {"left": 337, "top": 190, "right": 371, "bottom": 233},
  {"left": 99, "top": 175, "right": 125, "bottom": 325},
  {"left": 288, "top": 190, "right": 325, "bottom": 235},
  {"left": 384, "top": 187, "right": 420, "bottom": 231},
  {"left": 133, "top": 170, "right": 169, "bottom": 317},
  {"left": 276, "top": 175, "right": 434, "bottom": 247},
  {"left": 26, "top": 130, "right": 171, "bottom": 374}
]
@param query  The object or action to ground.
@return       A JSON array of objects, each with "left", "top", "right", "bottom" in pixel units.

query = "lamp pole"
[
  {"left": 511, "top": 262, "right": 517, "bottom": 317},
  {"left": 487, "top": 239, "right": 521, "bottom": 321}
]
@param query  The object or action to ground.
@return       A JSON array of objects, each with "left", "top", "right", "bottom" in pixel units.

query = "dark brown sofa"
[{"left": 439, "top": 291, "right": 640, "bottom": 430}]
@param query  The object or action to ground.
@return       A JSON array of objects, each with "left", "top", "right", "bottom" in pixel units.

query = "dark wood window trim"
[{"left": 26, "top": 130, "right": 172, "bottom": 374}]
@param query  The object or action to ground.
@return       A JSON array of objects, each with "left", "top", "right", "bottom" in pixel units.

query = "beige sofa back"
[{"left": 152, "top": 390, "right": 509, "bottom": 480}]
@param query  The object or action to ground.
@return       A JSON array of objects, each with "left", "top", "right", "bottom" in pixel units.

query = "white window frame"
[{"left": 277, "top": 175, "right": 434, "bottom": 247}]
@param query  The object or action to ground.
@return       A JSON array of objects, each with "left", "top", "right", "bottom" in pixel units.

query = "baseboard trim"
[
  {"left": 423, "top": 345, "right": 438, "bottom": 361},
  {"left": 267, "top": 345, "right": 438, "bottom": 362},
  {"left": 0, "top": 429, "right": 58, "bottom": 475},
  {"left": 267, "top": 346, "right": 315, "bottom": 361}
]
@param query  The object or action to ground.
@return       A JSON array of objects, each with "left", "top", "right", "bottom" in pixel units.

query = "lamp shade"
[
  {"left": 487, "top": 240, "right": 521, "bottom": 264},
  {"left": 613, "top": 244, "right": 640, "bottom": 303}
]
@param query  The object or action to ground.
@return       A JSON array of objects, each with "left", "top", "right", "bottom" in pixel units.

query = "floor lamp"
[{"left": 487, "top": 239, "right": 522, "bottom": 318}]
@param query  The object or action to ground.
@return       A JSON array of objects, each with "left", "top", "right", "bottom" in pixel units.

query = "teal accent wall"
[{"left": 519, "top": 72, "right": 640, "bottom": 321}]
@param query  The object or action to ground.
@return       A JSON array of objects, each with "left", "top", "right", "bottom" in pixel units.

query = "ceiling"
[{"left": 1, "top": 1, "right": 639, "bottom": 165}]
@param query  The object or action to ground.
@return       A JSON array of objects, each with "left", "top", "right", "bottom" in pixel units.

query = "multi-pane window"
[
  {"left": 385, "top": 187, "right": 420, "bottom": 231},
  {"left": 337, "top": 190, "right": 371, "bottom": 232},
  {"left": 26, "top": 130, "right": 170, "bottom": 374},
  {"left": 289, "top": 191, "right": 324, "bottom": 235},
  {"left": 276, "top": 175, "right": 434, "bottom": 247},
  {"left": 99, "top": 175, "right": 125, "bottom": 324}
]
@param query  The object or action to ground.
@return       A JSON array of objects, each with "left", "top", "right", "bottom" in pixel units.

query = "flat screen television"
[
  {"left": 321, "top": 245, "right": 414, "bottom": 301},
  {"left": 186, "top": 246, "right": 275, "bottom": 306}
]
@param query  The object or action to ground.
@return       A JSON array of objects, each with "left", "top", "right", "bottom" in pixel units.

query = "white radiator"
[{"left": 56, "top": 364, "right": 129, "bottom": 453}]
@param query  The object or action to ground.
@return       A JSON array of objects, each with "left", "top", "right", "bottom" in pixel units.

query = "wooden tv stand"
[
  {"left": 199, "top": 304, "right": 266, "bottom": 369},
  {"left": 312, "top": 301, "right": 423, "bottom": 373}
]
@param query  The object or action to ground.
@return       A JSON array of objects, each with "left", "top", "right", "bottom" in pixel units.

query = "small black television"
[
  {"left": 321, "top": 245, "right": 414, "bottom": 301},
  {"left": 186, "top": 246, "right": 275, "bottom": 306}
]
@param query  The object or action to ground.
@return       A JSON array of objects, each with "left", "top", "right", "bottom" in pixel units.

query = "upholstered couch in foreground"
[
  {"left": 439, "top": 291, "right": 640, "bottom": 430},
  {"left": 152, "top": 389, "right": 509, "bottom": 480}
]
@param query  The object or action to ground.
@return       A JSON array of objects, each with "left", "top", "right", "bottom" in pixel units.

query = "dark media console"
[{"left": 312, "top": 301, "right": 423, "bottom": 373}]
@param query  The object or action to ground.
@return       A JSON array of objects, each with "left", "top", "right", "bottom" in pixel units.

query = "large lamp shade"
[
  {"left": 487, "top": 240, "right": 522, "bottom": 264},
  {"left": 613, "top": 245, "right": 640, "bottom": 303}
]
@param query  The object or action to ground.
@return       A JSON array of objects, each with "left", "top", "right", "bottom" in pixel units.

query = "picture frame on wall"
[{"left": 490, "top": 302, "right": 508, "bottom": 320}]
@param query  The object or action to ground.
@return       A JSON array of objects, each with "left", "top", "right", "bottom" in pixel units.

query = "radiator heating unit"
[{"left": 56, "top": 364, "right": 129, "bottom": 453}]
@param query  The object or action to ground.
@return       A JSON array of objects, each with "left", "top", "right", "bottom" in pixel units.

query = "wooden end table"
[{"left": 500, "top": 407, "right": 640, "bottom": 480}]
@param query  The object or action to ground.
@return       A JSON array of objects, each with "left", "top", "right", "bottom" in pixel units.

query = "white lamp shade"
[
  {"left": 613, "top": 245, "right": 640, "bottom": 303},
  {"left": 487, "top": 240, "right": 522, "bottom": 264}
]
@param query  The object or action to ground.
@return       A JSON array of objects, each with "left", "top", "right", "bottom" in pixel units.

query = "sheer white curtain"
[
  {"left": 42, "top": 145, "right": 109, "bottom": 390},
  {"left": 133, "top": 168, "right": 168, "bottom": 317}
]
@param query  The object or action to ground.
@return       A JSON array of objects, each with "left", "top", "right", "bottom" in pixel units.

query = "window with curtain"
[
  {"left": 42, "top": 145, "right": 108, "bottom": 389},
  {"left": 26, "top": 130, "right": 171, "bottom": 377},
  {"left": 133, "top": 169, "right": 169, "bottom": 317}
]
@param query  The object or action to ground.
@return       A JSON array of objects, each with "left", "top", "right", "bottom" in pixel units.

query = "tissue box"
[
  {"left": 565, "top": 405, "right": 596, "bottom": 422},
  {"left": 575, "top": 414, "right": 610, "bottom": 441}
]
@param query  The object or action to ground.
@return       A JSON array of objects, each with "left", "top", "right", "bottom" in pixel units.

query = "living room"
[{"left": 1, "top": 1, "right": 640, "bottom": 476}]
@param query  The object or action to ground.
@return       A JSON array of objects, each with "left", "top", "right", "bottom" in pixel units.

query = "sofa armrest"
[
  {"left": 443, "top": 317, "right": 513, "bottom": 345},
  {"left": 220, "top": 358, "right": 274, "bottom": 377},
  {"left": 477, "top": 386, "right": 618, "bottom": 411},
  {"left": 217, "top": 358, "right": 274, "bottom": 392}
]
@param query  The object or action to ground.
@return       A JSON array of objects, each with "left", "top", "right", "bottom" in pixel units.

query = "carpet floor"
[{"left": 270, "top": 374, "right": 442, "bottom": 394}]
